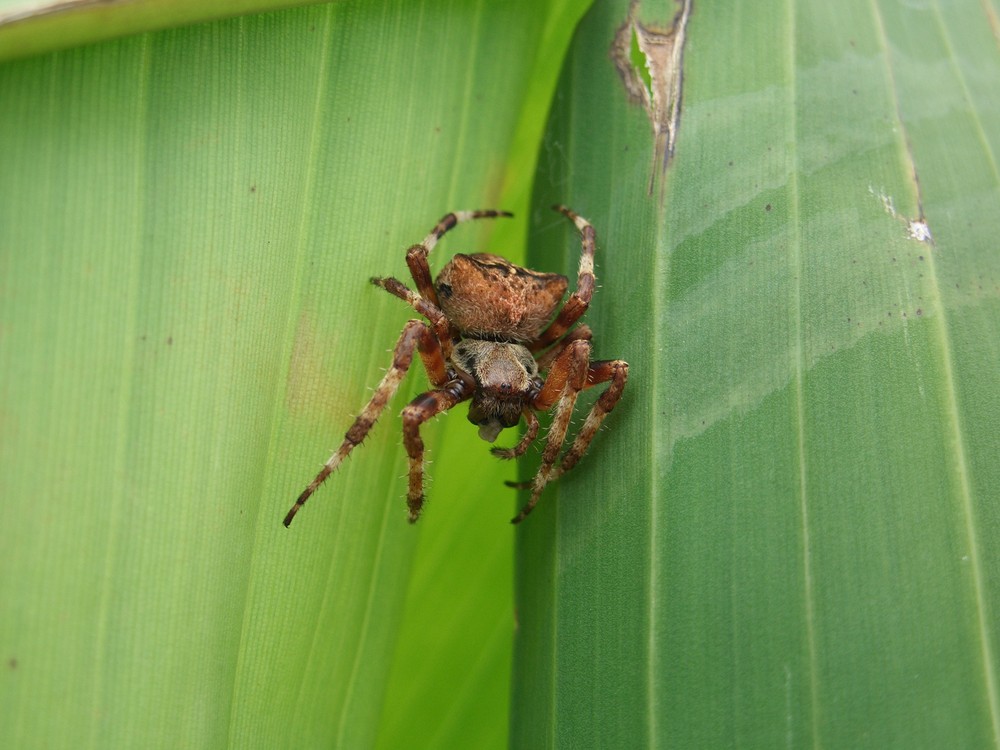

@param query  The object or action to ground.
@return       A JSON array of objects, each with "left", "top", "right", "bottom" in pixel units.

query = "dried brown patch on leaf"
[{"left": 611, "top": 0, "right": 693, "bottom": 194}]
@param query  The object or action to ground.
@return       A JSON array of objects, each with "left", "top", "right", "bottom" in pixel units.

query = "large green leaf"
[
  {"left": 5, "top": 0, "right": 999, "bottom": 746},
  {"left": 0, "top": 1, "right": 588, "bottom": 746},
  {"left": 513, "top": 0, "right": 1000, "bottom": 746}
]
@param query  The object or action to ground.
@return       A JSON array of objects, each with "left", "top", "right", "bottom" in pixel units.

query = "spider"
[{"left": 283, "top": 205, "right": 628, "bottom": 527}]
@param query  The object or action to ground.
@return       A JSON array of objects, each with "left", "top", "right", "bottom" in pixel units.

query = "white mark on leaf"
[{"left": 868, "top": 185, "right": 934, "bottom": 244}]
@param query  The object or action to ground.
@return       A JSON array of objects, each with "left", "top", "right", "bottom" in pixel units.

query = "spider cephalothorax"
[
  {"left": 452, "top": 339, "right": 540, "bottom": 441},
  {"left": 284, "top": 206, "right": 628, "bottom": 526}
]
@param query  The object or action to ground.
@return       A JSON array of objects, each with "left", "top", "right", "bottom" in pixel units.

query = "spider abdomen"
[{"left": 435, "top": 253, "right": 568, "bottom": 342}]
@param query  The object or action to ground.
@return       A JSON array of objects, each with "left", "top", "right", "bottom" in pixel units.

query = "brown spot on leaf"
[{"left": 610, "top": 0, "right": 692, "bottom": 195}]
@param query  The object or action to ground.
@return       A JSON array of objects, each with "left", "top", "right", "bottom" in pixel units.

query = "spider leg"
[
  {"left": 505, "top": 357, "right": 629, "bottom": 490},
  {"left": 283, "top": 320, "right": 449, "bottom": 527},
  {"left": 529, "top": 206, "right": 596, "bottom": 352},
  {"left": 533, "top": 324, "right": 592, "bottom": 373},
  {"left": 371, "top": 276, "right": 454, "bottom": 360},
  {"left": 545, "top": 358, "right": 629, "bottom": 483},
  {"left": 511, "top": 339, "right": 591, "bottom": 524},
  {"left": 405, "top": 210, "right": 513, "bottom": 306},
  {"left": 490, "top": 409, "right": 540, "bottom": 460},
  {"left": 402, "top": 382, "right": 473, "bottom": 522}
]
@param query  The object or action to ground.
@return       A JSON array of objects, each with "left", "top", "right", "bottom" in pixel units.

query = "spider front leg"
[
  {"left": 402, "top": 381, "right": 473, "bottom": 522},
  {"left": 511, "top": 339, "right": 591, "bottom": 524},
  {"left": 546, "top": 357, "right": 629, "bottom": 482},
  {"left": 283, "top": 319, "right": 450, "bottom": 527},
  {"left": 506, "top": 357, "right": 629, "bottom": 492},
  {"left": 533, "top": 324, "right": 592, "bottom": 372}
]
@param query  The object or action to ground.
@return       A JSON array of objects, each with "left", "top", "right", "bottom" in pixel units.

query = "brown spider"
[{"left": 283, "top": 205, "right": 628, "bottom": 526}]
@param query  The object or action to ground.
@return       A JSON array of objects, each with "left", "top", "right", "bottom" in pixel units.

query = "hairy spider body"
[
  {"left": 284, "top": 206, "right": 628, "bottom": 527},
  {"left": 435, "top": 253, "right": 567, "bottom": 341}
]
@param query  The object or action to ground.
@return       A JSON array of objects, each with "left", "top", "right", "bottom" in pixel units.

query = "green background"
[{"left": 2, "top": 0, "right": 999, "bottom": 747}]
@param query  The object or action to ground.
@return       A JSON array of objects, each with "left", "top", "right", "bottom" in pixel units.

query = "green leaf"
[
  {"left": 512, "top": 0, "right": 1000, "bottom": 747},
  {"left": 6, "top": 0, "right": 999, "bottom": 746},
  {"left": 0, "top": 1, "right": 588, "bottom": 747}
]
